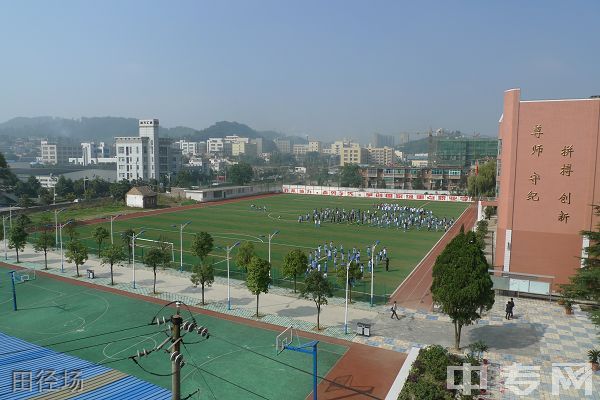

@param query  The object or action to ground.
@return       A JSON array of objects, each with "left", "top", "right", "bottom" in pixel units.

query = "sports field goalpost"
[{"left": 135, "top": 238, "right": 176, "bottom": 262}]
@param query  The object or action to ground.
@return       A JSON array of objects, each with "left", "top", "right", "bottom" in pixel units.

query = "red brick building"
[{"left": 495, "top": 89, "right": 600, "bottom": 287}]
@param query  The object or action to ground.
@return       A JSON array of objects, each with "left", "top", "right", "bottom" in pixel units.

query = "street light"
[
  {"left": 2, "top": 215, "right": 7, "bottom": 261},
  {"left": 172, "top": 221, "right": 192, "bottom": 272},
  {"left": 59, "top": 220, "right": 73, "bottom": 273},
  {"left": 53, "top": 208, "right": 66, "bottom": 250},
  {"left": 260, "top": 230, "right": 280, "bottom": 285},
  {"left": 344, "top": 261, "right": 350, "bottom": 334},
  {"left": 131, "top": 230, "right": 146, "bottom": 289},
  {"left": 107, "top": 214, "right": 121, "bottom": 244},
  {"left": 83, "top": 177, "right": 90, "bottom": 194},
  {"left": 218, "top": 241, "right": 240, "bottom": 310},
  {"left": 370, "top": 240, "right": 380, "bottom": 307}
]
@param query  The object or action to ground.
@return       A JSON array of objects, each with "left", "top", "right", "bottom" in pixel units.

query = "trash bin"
[
  {"left": 356, "top": 322, "right": 371, "bottom": 337},
  {"left": 87, "top": 269, "right": 95, "bottom": 279}
]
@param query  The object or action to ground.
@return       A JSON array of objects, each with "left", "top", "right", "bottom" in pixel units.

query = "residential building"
[
  {"left": 293, "top": 144, "right": 309, "bottom": 155},
  {"left": 398, "top": 133, "right": 410, "bottom": 145},
  {"left": 224, "top": 135, "right": 249, "bottom": 144},
  {"left": 340, "top": 144, "right": 368, "bottom": 166},
  {"left": 367, "top": 146, "right": 395, "bottom": 166},
  {"left": 251, "top": 138, "right": 263, "bottom": 154},
  {"left": 207, "top": 138, "right": 224, "bottom": 153},
  {"left": 116, "top": 119, "right": 180, "bottom": 182},
  {"left": 232, "top": 141, "right": 258, "bottom": 157},
  {"left": 495, "top": 89, "right": 600, "bottom": 288},
  {"left": 177, "top": 140, "right": 205, "bottom": 156},
  {"left": 40, "top": 140, "right": 81, "bottom": 165},
  {"left": 274, "top": 138, "right": 291, "bottom": 153},
  {"left": 308, "top": 140, "right": 322, "bottom": 153},
  {"left": 361, "top": 166, "right": 467, "bottom": 191},
  {"left": 372, "top": 133, "right": 395, "bottom": 148},
  {"left": 81, "top": 142, "right": 111, "bottom": 166}
]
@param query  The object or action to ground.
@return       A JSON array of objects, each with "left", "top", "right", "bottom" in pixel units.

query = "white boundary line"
[{"left": 385, "top": 346, "right": 420, "bottom": 400}]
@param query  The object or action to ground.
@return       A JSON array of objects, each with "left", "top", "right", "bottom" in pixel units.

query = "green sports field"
[
  {"left": 0, "top": 266, "right": 346, "bottom": 399},
  {"left": 60, "top": 194, "right": 468, "bottom": 303}
]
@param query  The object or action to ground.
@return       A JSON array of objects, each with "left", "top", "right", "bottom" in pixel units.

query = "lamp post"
[
  {"left": 172, "top": 221, "right": 191, "bottom": 272},
  {"left": 219, "top": 242, "right": 240, "bottom": 310},
  {"left": 344, "top": 261, "right": 350, "bottom": 334},
  {"left": 131, "top": 230, "right": 145, "bottom": 289},
  {"left": 260, "top": 230, "right": 280, "bottom": 285},
  {"left": 59, "top": 220, "right": 72, "bottom": 273},
  {"left": 53, "top": 208, "right": 66, "bottom": 250},
  {"left": 370, "top": 240, "right": 380, "bottom": 307},
  {"left": 2, "top": 215, "right": 7, "bottom": 261},
  {"left": 83, "top": 177, "right": 89, "bottom": 194},
  {"left": 108, "top": 214, "right": 121, "bottom": 244}
]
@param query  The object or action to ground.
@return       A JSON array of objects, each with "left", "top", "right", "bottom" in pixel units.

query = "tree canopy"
[
  {"left": 229, "top": 162, "right": 254, "bottom": 185},
  {"left": 246, "top": 256, "right": 271, "bottom": 317},
  {"left": 65, "top": 240, "right": 88, "bottom": 277},
  {"left": 282, "top": 249, "right": 308, "bottom": 293},
  {"left": 467, "top": 160, "right": 496, "bottom": 197},
  {"left": 431, "top": 229, "right": 494, "bottom": 349},
  {"left": 191, "top": 232, "right": 214, "bottom": 262},
  {"left": 300, "top": 270, "right": 334, "bottom": 330},
  {"left": 235, "top": 241, "right": 256, "bottom": 271},
  {"left": 339, "top": 164, "right": 362, "bottom": 188}
]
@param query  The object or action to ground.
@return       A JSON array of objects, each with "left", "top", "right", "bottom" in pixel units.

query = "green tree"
[
  {"left": 475, "top": 220, "right": 489, "bottom": 248},
  {"left": 92, "top": 226, "right": 110, "bottom": 255},
  {"left": 191, "top": 262, "right": 215, "bottom": 305},
  {"left": 121, "top": 228, "right": 136, "bottom": 264},
  {"left": 65, "top": 240, "right": 88, "bottom": 277},
  {"left": 339, "top": 164, "right": 362, "bottom": 188},
  {"left": 235, "top": 241, "right": 256, "bottom": 271},
  {"left": 335, "top": 261, "right": 363, "bottom": 303},
  {"left": 8, "top": 224, "right": 28, "bottom": 263},
  {"left": 143, "top": 244, "right": 171, "bottom": 294},
  {"left": 100, "top": 244, "right": 127, "bottom": 285},
  {"left": 16, "top": 214, "right": 31, "bottom": 228},
  {"left": 282, "top": 249, "right": 308, "bottom": 293},
  {"left": 39, "top": 188, "right": 54, "bottom": 205},
  {"left": 229, "top": 162, "right": 254, "bottom": 185},
  {"left": 191, "top": 232, "right": 214, "bottom": 263},
  {"left": 484, "top": 206, "right": 495, "bottom": 220},
  {"left": 431, "top": 229, "right": 495, "bottom": 349},
  {"left": 18, "top": 195, "right": 33, "bottom": 208},
  {"left": 64, "top": 220, "right": 80, "bottom": 242},
  {"left": 54, "top": 175, "right": 74, "bottom": 197},
  {"left": 560, "top": 205, "right": 600, "bottom": 325},
  {"left": 467, "top": 160, "right": 496, "bottom": 197},
  {"left": 246, "top": 256, "right": 271, "bottom": 317},
  {"left": 300, "top": 270, "right": 334, "bottom": 330},
  {"left": 110, "top": 180, "right": 132, "bottom": 201},
  {"left": 34, "top": 228, "right": 55, "bottom": 270}
]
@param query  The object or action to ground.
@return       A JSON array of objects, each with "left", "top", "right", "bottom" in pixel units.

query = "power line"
[
  {"left": 185, "top": 364, "right": 272, "bottom": 400},
  {"left": 182, "top": 340, "right": 216, "bottom": 400}
]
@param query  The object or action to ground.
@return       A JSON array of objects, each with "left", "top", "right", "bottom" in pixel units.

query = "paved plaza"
[{"left": 5, "top": 244, "right": 600, "bottom": 398}]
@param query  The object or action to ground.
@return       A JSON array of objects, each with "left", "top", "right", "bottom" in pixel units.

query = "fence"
[{"left": 282, "top": 185, "right": 472, "bottom": 202}]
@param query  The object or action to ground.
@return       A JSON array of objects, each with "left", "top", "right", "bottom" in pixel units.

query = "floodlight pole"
[
  {"left": 225, "top": 242, "right": 240, "bottom": 310},
  {"left": 344, "top": 262, "right": 350, "bottom": 334},
  {"left": 59, "top": 220, "right": 71, "bottom": 273},
  {"left": 3, "top": 216, "right": 7, "bottom": 261},
  {"left": 9, "top": 271, "right": 17, "bottom": 311},
  {"left": 370, "top": 240, "right": 380, "bottom": 307},
  {"left": 109, "top": 214, "right": 120, "bottom": 244},
  {"left": 267, "top": 230, "right": 279, "bottom": 283},
  {"left": 132, "top": 230, "right": 145, "bottom": 289},
  {"left": 54, "top": 208, "right": 65, "bottom": 250},
  {"left": 173, "top": 221, "right": 191, "bottom": 272}
]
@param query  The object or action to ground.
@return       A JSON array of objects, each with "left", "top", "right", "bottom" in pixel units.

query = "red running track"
[{"left": 389, "top": 203, "right": 477, "bottom": 311}]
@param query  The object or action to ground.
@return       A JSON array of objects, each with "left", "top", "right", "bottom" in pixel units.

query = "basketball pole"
[
  {"left": 9, "top": 271, "right": 17, "bottom": 311},
  {"left": 284, "top": 340, "right": 319, "bottom": 400}
]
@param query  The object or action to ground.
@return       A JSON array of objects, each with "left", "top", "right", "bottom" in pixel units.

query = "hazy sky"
[{"left": 1, "top": 1, "right": 598, "bottom": 140}]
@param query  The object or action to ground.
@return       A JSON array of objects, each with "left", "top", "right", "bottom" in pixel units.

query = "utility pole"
[{"left": 171, "top": 311, "right": 183, "bottom": 400}]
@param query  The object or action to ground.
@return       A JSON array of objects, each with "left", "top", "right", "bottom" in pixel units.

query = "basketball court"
[{"left": 0, "top": 264, "right": 404, "bottom": 399}]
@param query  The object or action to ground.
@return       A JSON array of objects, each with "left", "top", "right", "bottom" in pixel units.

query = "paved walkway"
[{"left": 7, "top": 244, "right": 600, "bottom": 399}]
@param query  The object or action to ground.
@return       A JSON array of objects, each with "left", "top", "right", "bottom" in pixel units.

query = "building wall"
[
  {"left": 367, "top": 146, "right": 395, "bottom": 165},
  {"left": 126, "top": 194, "right": 145, "bottom": 208},
  {"left": 496, "top": 89, "right": 600, "bottom": 287},
  {"left": 340, "top": 145, "right": 368, "bottom": 166},
  {"left": 293, "top": 144, "right": 308, "bottom": 155},
  {"left": 138, "top": 119, "right": 160, "bottom": 179},
  {"left": 41, "top": 140, "right": 81, "bottom": 165},
  {"left": 308, "top": 141, "right": 322, "bottom": 153}
]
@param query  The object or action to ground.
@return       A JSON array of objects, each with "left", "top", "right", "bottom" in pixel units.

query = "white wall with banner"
[{"left": 282, "top": 185, "right": 472, "bottom": 203}]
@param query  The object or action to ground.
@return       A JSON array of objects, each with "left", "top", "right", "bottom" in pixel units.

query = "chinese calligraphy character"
[
  {"left": 558, "top": 211, "right": 570, "bottom": 223},
  {"left": 530, "top": 124, "right": 543, "bottom": 138},
  {"left": 552, "top": 363, "right": 592, "bottom": 396},
  {"left": 558, "top": 192, "right": 571, "bottom": 204},
  {"left": 526, "top": 191, "right": 539, "bottom": 201},
  {"left": 531, "top": 144, "right": 543, "bottom": 157},
  {"left": 35, "top": 369, "right": 59, "bottom": 392},
  {"left": 561, "top": 145, "right": 574, "bottom": 158},
  {"left": 529, "top": 172, "right": 540, "bottom": 185},
  {"left": 560, "top": 164, "right": 573, "bottom": 176},
  {"left": 12, "top": 371, "right": 32, "bottom": 392},
  {"left": 502, "top": 363, "right": 541, "bottom": 396},
  {"left": 64, "top": 369, "right": 83, "bottom": 392}
]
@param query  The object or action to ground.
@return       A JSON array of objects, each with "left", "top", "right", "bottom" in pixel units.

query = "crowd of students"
[{"left": 305, "top": 241, "right": 390, "bottom": 278}]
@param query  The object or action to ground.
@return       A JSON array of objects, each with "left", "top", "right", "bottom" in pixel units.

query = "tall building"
[
  {"left": 432, "top": 137, "right": 498, "bottom": 167},
  {"left": 176, "top": 140, "right": 204, "bottom": 156},
  {"left": 308, "top": 140, "right": 322, "bottom": 153},
  {"left": 293, "top": 144, "right": 309, "bottom": 155},
  {"left": 340, "top": 144, "right": 368, "bottom": 166},
  {"left": 274, "top": 138, "right": 291, "bottom": 153},
  {"left": 495, "top": 89, "right": 600, "bottom": 288},
  {"left": 251, "top": 137, "right": 263, "bottom": 154},
  {"left": 367, "top": 146, "right": 395, "bottom": 166},
  {"left": 232, "top": 141, "right": 257, "bottom": 157},
  {"left": 40, "top": 140, "right": 81, "bottom": 165},
  {"left": 116, "top": 119, "right": 180, "bottom": 181},
  {"left": 372, "top": 133, "right": 395, "bottom": 148},
  {"left": 207, "top": 138, "right": 224, "bottom": 153},
  {"left": 397, "top": 133, "right": 410, "bottom": 145}
]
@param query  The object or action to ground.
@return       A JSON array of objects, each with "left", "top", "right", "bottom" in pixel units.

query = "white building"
[
  {"left": 308, "top": 141, "right": 322, "bottom": 153},
  {"left": 207, "top": 138, "right": 224, "bottom": 153},
  {"left": 81, "top": 142, "right": 111, "bottom": 165},
  {"left": 293, "top": 144, "right": 309, "bottom": 155},
  {"left": 176, "top": 140, "right": 205, "bottom": 156},
  {"left": 126, "top": 186, "right": 157, "bottom": 208},
  {"left": 274, "top": 138, "right": 291, "bottom": 153},
  {"left": 40, "top": 140, "right": 81, "bottom": 165},
  {"left": 116, "top": 119, "right": 181, "bottom": 182}
]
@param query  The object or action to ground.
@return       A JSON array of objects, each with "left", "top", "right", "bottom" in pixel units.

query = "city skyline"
[{"left": 1, "top": 1, "right": 598, "bottom": 140}]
